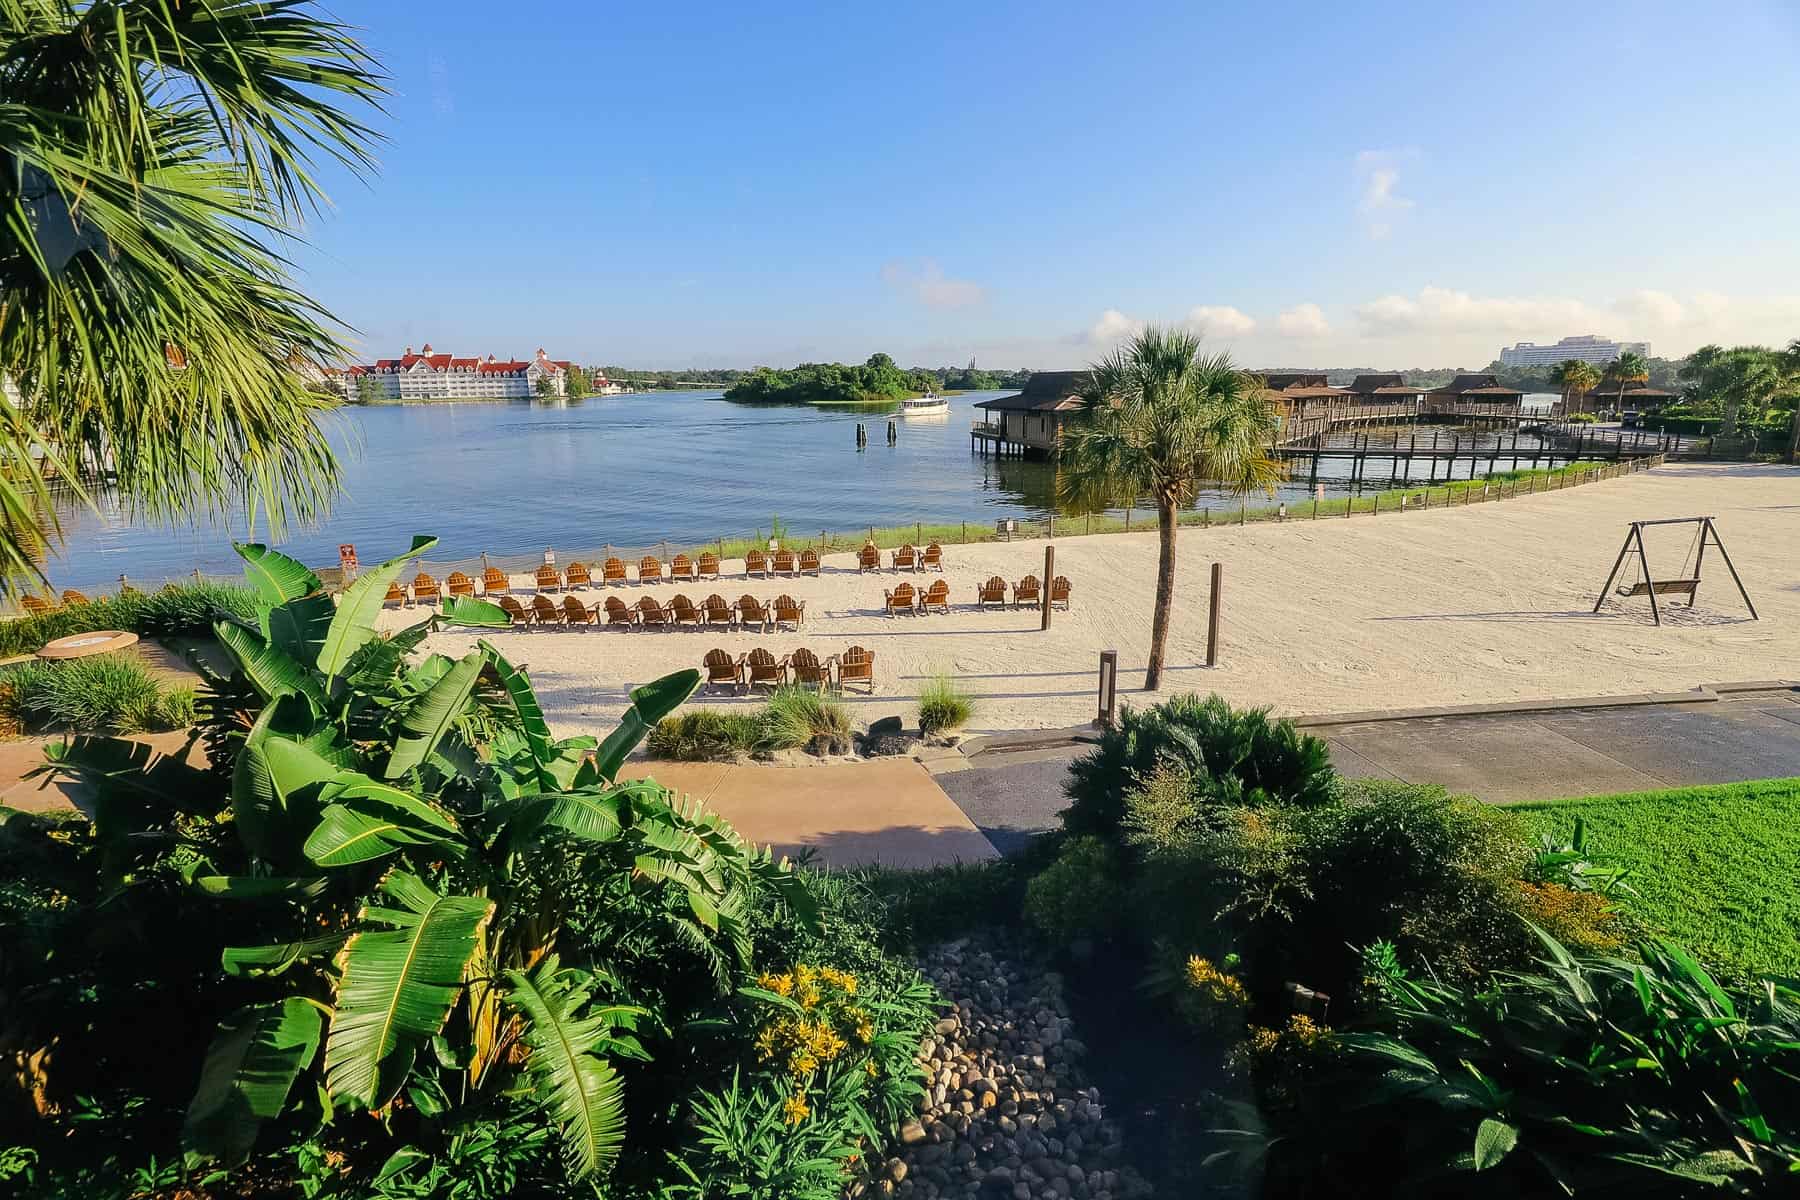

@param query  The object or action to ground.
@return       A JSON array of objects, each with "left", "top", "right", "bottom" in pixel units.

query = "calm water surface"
[{"left": 45, "top": 391, "right": 1562, "bottom": 590}]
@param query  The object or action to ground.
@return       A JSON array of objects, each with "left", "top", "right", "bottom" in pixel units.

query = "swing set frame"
[{"left": 1592, "top": 516, "right": 1758, "bottom": 626}]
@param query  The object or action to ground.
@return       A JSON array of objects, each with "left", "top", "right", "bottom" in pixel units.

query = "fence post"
[
  {"left": 1041, "top": 545, "right": 1054, "bottom": 632},
  {"left": 961, "top": 520, "right": 966, "bottom": 544}
]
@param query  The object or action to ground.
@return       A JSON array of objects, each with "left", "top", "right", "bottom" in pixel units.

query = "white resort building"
[
  {"left": 1498, "top": 335, "right": 1650, "bottom": 368},
  {"left": 325, "top": 345, "right": 609, "bottom": 400}
]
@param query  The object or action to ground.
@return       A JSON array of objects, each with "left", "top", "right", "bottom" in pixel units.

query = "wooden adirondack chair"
[
  {"left": 799, "top": 548, "right": 822, "bottom": 575},
  {"left": 534, "top": 563, "right": 561, "bottom": 593},
  {"left": 60, "top": 589, "right": 90, "bottom": 606},
  {"left": 413, "top": 573, "right": 442, "bottom": 604},
  {"left": 636, "top": 596, "right": 671, "bottom": 628},
  {"left": 837, "top": 645, "right": 874, "bottom": 693},
  {"left": 1013, "top": 574, "right": 1041, "bottom": 608},
  {"left": 773, "top": 548, "right": 798, "bottom": 575},
  {"left": 702, "top": 593, "right": 735, "bottom": 627},
  {"left": 562, "top": 596, "right": 597, "bottom": 626},
  {"left": 669, "top": 593, "right": 704, "bottom": 627},
  {"left": 1051, "top": 576, "right": 1073, "bottom": 609},
  {"left": 892, "top": 543, "right": 917, "bottom": 572},
  {"left": 447, "top": 571, "right": 477, "bottom": 599},
  {"left": 639, "top": 555, "right": 664, "bottom": 583},
  {"left": 602, "top": 557, "right": 629, "bottom": 585},
  {"left": 773, "top": 594, "right": 806, "bottom": 629},
  {"left": 884, "top": 583, "right": 916, "bottom": 616},
  {"left": 531, "top": 594, "right": 563, "bottom": 625},
  {"left": 19, "top": 595, "right": 53, "bottom": 615},
  {"left": 383, "top": 580, "right": 407, "bottom": 608},
  {"left": 697, "top": 552, "right": 721, "bottom": 579},
  {"left": 789, "top": 647, "right": 830, "bottom": 691},
  {"left": 737, "top": 594, "right": 772, "bottom": 632},
  {"left": 976, "top": 576, "right": 1007, "bottom": 609},
  {"left": 703, "top": 648, "right": 744, "bottom": 693},
  {"left": 922, "top": 542, "right": 944, "bottom": 571},
  {"left": 917, "top": 579, "right": 951, "bottom": 614},
  {"left": 745, "top": 549, "right": 769, "bottom": 578},
  {"left": 743, "top": 647, "right": 786, "bottom": 690},
  {"left": 564, "top": 561, "right": 592, "bottom": 590},
  {"left": 857, "top": 543, "right": 881, "bottom": 572},
  {"left": 671, "top": 554, "right": 698, "bottom": 581},
  {"left": 483, "top": 566, "right": 510, "bottom": 595},
  {"left": 604, "top": 596, "right": 635, "bottom": 628},
  {"left": 498, "top": 595, "right": 531, "bottom": 625}
]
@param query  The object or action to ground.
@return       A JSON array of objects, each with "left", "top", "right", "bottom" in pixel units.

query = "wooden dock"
[{"left": 1274, "top": 426, "right": 1678, "bottom": 488}]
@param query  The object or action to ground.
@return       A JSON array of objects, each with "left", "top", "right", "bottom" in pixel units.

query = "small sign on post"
[
  {"left": 1097, "top": 650, "right": 1118, "bottom": 727},
  {"left": 338, "top": 543, "right": 358, "bottom": 582}
]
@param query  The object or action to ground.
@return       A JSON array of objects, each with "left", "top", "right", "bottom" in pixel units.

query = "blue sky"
[{"left": 299, "top": 0, "right": 1800, "bottom": 370}]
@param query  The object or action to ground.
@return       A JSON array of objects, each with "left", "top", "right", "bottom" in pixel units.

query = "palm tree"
[
  {"left": 1059, "top": 327, "right": 1282, "bottom": 691},
  {"left": 0, "top": 0, "right": 386, "bottom": 587},
  {"left": 1603, "top": 351, "right": 1649, "bottom": 417},
  {"left": 1549, "top": 359, "right": 1601, "bottom": 416},
  {"left": 1785, "top": 340, "right": 1800, "bottom": 463}
]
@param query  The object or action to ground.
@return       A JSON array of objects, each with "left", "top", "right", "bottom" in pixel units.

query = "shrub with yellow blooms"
[
  {"left": 1171, "top": 954, "right": 1250, "bottom": 1035},
  {"left": 752, "top": 965, "right": 883, "bottom": 1123},
  {"left": 1226, "top": 1014, "right": 1340, "bottom": 1111}
]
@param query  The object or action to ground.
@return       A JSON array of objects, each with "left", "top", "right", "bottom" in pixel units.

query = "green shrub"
[
  {"left": 1565, "top": 411, "right": 1599, "bottom": 423},
  {"left": 0, "top": 654, "right": 175, "bottom": 733},
  {"left": 756, "top": 686, "right": 852, "bottom": 755},
  {"left": 861, "top": 857, "right": 1034, "bottom": 946},
  {"left": 0, "top": 582, "right": 257, "bottom": 657},
  {"left": 1063, "top": 693, "right": 1335, "bottom": 840},
  {"left": 1247, "top": 936, "right": 1800, "bottom": 1198},
  {"left": 917, "top": 673, "right": 973, "bottom": 735},
  {"left": 647, "top": 709, "right": 762, "bottom": 760},
  {"left": 1023, "top": 836, "right": 1125, "bottom": 944}
]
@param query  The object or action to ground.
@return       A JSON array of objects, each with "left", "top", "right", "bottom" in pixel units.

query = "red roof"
[
  {"left": 422, "top": 354, "right": 451, "bottom": 368},
  {"left": 449, "top": 357, "right": 480, "bottom": 368},
  {"left": 374, "top": 358, "right": 399, "bottom": 369},
  {"left": 478, "top": 360, "right": 529, "bottom": 375}
]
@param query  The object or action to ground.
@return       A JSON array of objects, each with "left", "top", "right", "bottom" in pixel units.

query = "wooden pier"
[{"left": 1274, "top": 425, "right": 1679, "bottom": 488}]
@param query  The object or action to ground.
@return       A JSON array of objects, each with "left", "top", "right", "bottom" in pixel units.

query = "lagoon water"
[{"left": 43, "top": 390, "right": 1561, "bottom": 590}]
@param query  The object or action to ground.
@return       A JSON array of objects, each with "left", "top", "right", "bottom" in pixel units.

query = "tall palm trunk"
[{"left": 1145, "top": 493, "right": 1179, "bottom": 691}]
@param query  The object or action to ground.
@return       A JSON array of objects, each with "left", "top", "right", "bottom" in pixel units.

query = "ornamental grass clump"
[
  {"left": 917, "top": 672, "right": 973, "bottom": 735},
  {"left": 0, "top": 653, "right": 175, "bottom": 733},
  {"left": 757, "top": 686, "right": 852, "bottom": 755}
]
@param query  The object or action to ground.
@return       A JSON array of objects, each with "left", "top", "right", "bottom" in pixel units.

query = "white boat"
[{"left": 900, "top": 391, "right": 948, "bottom": 416}]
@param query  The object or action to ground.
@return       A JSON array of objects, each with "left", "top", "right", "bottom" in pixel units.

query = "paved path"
[
  {"left": 938, "top": 689, "right": 1800, "bottom": 853},
  {"left": 621, "top": 758, "right": 998, "bottom": 868}
]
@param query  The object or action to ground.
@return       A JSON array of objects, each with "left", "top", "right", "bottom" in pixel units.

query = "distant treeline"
[
  {"left": 724, "top": 354, "right": 930, "bottom": 404},
  {"left": 601, "top": 362, "right": 1033, "bottom": 395},
  {"left": 1314, "top": 357, "right": 1687, "bottom": 392}
]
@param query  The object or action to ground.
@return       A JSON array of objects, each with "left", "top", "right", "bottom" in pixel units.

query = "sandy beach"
[{"left": 399, "top": 463, "right": 1799, "bottom": 737}]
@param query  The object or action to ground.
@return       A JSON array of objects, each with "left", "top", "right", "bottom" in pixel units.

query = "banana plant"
[{"left": 34, "top": 539, "right": 814, "bottom": 1182}]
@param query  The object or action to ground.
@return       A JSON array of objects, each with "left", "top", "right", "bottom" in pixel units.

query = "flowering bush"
[
  {"left": 1225, "top": 1014, "right": 1340, "bottom": 1111},
  {"left": 1171, "top": 955, "right": 1250, "bottom": 1034},
  {"left": 753, "top": 965, "right": 877, "bottom": 1122}
]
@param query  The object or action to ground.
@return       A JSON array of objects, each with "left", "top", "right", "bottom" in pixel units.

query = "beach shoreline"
[{"left": 396, "top": 462, "right": 1798, "bottom": 739}]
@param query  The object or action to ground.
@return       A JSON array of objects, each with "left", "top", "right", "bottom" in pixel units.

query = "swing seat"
[{"left": 1618, "top": 578, "right": 1699, "bottom": 598}]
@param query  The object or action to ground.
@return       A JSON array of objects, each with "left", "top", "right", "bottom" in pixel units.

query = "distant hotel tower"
[{"left": 1499, "top": 334, "right": 1650, "bottom": 367}]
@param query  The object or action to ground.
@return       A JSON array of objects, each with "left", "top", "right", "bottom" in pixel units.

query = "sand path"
[{"left": 399, "top": 463, "right": 1799, "bottom": 736}]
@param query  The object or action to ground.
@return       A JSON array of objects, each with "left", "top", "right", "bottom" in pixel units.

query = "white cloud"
[
  {"left": 1085, "top": 308, "right": 1146, "bottom": 344},
  {"left": 1354, "top": 287, "right": 1601, "bottom": 335},
  {"left": 1276, "top": 303, "right": 1331, "bottom": 338},
  {"left": 1355, "top": 150, "right": 1415, "bottom": 239},
  {"left": 1613, "top": 289, "right": 1686, "bottom": 326},
  {"left": 1185, "top": 305, "right": 1256, "bottom": 337},
  {"left": 880, "top": 259, "right": 985, "bottom": 309}
]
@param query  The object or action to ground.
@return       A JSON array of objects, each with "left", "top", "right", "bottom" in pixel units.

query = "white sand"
[{"left": 399, "top": 463, "right": 1800, "bottom": 737}]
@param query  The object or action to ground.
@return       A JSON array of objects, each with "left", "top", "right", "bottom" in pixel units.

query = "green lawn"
[{"left": 1512, "top": 778, "right": 1800, "bottom": 979}]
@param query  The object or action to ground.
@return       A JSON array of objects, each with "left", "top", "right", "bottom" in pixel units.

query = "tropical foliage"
[
  {"left": 1678, "top": 343, "right": 1800, "bottom": 444},
  {"left": 725, "top": 353, "right": 937, "bottom": 405},
  {"left": 1058, "top": 329, "right": 1282, "bottom": 689},
  {"left": 0, "top": 537, "right": 935, "bottom": 1197},
  {"left": 1549, "top": 358, "right": 1601, "bottom": 414},
  {"left": 0, "top": 0, "right": 386, "bottom": 588}
]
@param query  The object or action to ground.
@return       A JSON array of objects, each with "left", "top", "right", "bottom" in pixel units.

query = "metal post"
[
  {"left": 1206, "top": 562, "right": 1223, "bottom": 668},
  {"left": 1704, "top": 517, "right": 1760, "bottom": 620},
  {"left": 1041, "top": 545, "right": 1054, "bottom": 631}
]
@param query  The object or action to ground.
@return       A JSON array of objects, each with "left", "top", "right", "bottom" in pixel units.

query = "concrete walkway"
[
  {"left": 939, "top": 687, "right": 1800, "bottom": 853},
  {"left": 619, "top": 758, "right": 998, "bottom": 868}
]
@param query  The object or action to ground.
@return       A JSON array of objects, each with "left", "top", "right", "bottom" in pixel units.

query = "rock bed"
[{"left": 855, "top": 932, "right": 1152, "bottom": 1200}]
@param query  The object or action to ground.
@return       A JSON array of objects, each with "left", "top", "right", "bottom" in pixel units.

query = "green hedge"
[{"left": 0, "top": 583, "right": 258, "bottom": 658}]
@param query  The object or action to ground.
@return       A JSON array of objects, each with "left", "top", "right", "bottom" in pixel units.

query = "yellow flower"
[
  {"left": 782, "top": 1092, "right": 810, "bottom": 1125},
  {"left": 865, "top": 1061, "right": 880, "bottom": 1078},
  {"left": 759, "top": 972, "right": 794, "bottom": 996}
]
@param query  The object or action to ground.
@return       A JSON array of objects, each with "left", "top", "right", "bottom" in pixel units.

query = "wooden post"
[
  {"left": 1206, "top": 562, "right": 1223, "bottom": 668},
  {"left": 1097, "top": 650, "right": 1118, "bottom": 727},
  {"left": 1041, "top": 545, "right": 1054, "bottom": 631}
]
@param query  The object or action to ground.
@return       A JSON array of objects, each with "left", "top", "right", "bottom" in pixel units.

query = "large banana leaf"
[
  {"left": 501, "top": 782, "right": 652, "bottom": 857},
  {"left": 266, "top": 592, "right": 336, "bottom": 665},
  {"left": 183, "top": 997, "right": 323, "bottom": 1165},
  {"left": 505, "top": 957, "right": 636, "bottom": 1180},
  {"left": 343, "top": 618, "right": 434, "bottom": 694},
  {"left": 221, "top": 934, "right": 348, "bottom": 978},
  {"left": 443, "top": 596, "right": 511, "bottom": 627},
  {"left": 384, "top": 650, "right": 483, "bottom": 780},
  {"left": 317, "top": 536, "right": 438, "bottom": 683},
  {"left": 215, "top": 620, "right": 326, "bottom": 709},
  {"left": 592, "top": 669, "right": 701, "bottom": 782},
  {"left": 304, "top": 776, "right": 460, "bottom": 868},
  {"left": 231, "top": 731, "right": 342, "bottom": 864},
  {"left": 325, "top": 871, "right": 493, "bottom": 1111},
  {"left": 234, "top": 542, "right": 322, "bottom": 605},
  {"left": 190, "top": 875, "right": 327, "bottom": 901}
]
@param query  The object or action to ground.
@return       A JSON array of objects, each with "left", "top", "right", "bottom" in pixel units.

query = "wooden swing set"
[{"left": 1592, "top": 516, "right": 1758, "bottom": 626}]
